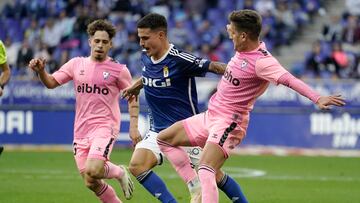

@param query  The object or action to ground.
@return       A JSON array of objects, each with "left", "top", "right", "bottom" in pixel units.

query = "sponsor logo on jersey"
[
  {"left": 103, "top": 71, "right": 110, "bottom": 80},
  {"left": 163, "top": 66, "right": 169, "bottom": 77},
  {"left": 142, "top": 77, "right": 171, "bottom": 87},
  {"left": 195, "top": 58, "right": 207, "bottom": 68},
  {"left": 241, "top": 59, "right": 248, "bottom": 68},
  {"left": 223, "top": 69, "right": 240, "bottom": 86},
  {"left": 77, "top": 83, "right": 109, "bottom": 95}
]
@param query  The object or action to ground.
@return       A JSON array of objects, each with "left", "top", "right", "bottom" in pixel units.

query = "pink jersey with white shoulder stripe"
[
  {"left": 52, "top": 57, "right": 132, "bottom": 139},
  {"left": 208, "top": 42, "right": 288, "bottom": 120}
]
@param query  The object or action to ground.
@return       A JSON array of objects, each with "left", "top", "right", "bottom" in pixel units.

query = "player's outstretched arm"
[
  {"left": 128, "top": 96, "right": 142, "bottom": 145},
  {"left": 316, "top": 95, "right": 346, "bottom": 110},
  {"left": 28, "top": 58, "right": 59, "bottom": 89},
  {"left": 209, "top": 61, "right": 227, "bottom": 75},
  {"left": 277, "top": 72, "right": 346, "bottom": 110},
  {"left": 122, "top": 77, "right": 143, "bottom": 100}
]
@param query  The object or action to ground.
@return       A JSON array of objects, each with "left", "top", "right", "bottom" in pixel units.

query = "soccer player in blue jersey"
[{"left": 123, "top": 13, "right": 247, "bottom": 203}]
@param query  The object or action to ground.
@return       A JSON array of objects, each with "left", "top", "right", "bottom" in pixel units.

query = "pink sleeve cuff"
[{"left": 277, "top": 73, "right": 321, "bottom": 103}]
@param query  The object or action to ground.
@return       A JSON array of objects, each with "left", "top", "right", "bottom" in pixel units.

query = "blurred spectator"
[
  {"left": 329, "top": 42, "right": 349, "bottom": 78},
  {"left": 291, "top": 1, "right": 309, "bottom": 27},
  {"left": 322, "top": 15, "right": 343, "bottom": 42},
  {"left": 46, "top": 54, "right": 60, "bottom": 74},
  {"left": 3, "top": 37, "right": 21, "bottom": 68},
  {"left": 274, "top": 1, "right": 296, "bottom": 45},
  {"left": 24, "top": 19, "right": 42, "bottom": 48},
  {"left": 345, "top": 0, "right": 360, "bottom": 16},
  {"left": 255, "top": 0, "right": 276, "bottom": 15},
  {"left": 305, "top": 41, "right": 331, "bottom": 78},
  {"left": 150, "top": 0, "right": 170, "bottom": 19},
  {"left": 199, "top": 44, "right": 220, "bottom": 62},
  {"left": 41, "top": 18, "right": 63, "bottom": 55},
  {"left": 16, "top": 40, "right": 34, "bottom": 71},
  {"left": 34, "top": 42, "right": 51, "bottom": 61},
  {"left": 342, "top": 15, "right": 360, "bottom": 45},
  {"left": 112, "top": 22, "right": 129, "bottom": 55},
  {"left": 169, "top": 20, "right": 188, "bottom": 48},
  {"left": 240, "top": 0, "right": 255, "bottom": 10}
]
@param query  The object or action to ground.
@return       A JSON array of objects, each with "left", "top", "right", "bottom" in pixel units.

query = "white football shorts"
[{"left": 135, "top": 130, "right": 202, "bottom": 167}]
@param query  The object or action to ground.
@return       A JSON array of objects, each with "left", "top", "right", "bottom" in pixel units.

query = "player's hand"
[
  {"left": 129, "top": 129, "right": 142, "bottom": 146},
  {"left": 28, "top": 58, "right": 46, "bottom": 73},
  {"left": 122, "top": 85, "right": 141, "bottom": 101},
  {"left": 0, "top": 86, "right": 3, "bottom": 97},
  {"left": 316, "top": 95, "right": 346, "bottom": 110}
]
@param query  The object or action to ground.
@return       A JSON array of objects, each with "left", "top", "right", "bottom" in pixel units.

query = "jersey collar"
[{"left": 151, "top": 44, "right": 174, "bottom": 64}]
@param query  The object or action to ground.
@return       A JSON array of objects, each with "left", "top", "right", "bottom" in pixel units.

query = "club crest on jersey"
[
  {"left": 103, "top": 71, "right": 110, "bottom": 80},
  {"left": 241, "top": 59, "right": 248, "bottom": 68},
  {"left": 163, "top": 66, "right": 169, "bottom": 77}
]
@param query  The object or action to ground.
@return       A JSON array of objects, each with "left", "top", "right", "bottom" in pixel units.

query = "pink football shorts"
[
  {"left": 183, "top": 110, "right": 248, "bottom": 158},
  {"left": 73, "top": 134, "right": 117, "bottom": 173}
]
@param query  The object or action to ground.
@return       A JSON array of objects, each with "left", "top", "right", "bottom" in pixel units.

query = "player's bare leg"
[
  {"left": 157, "top": 121, "right": 201, "bottom": 203},
  {"left": 129, "top": 145, "right": 176, "bottom": 202},
  {"left": 129, "top": 148, "right": 158, "bottom": 177},
  {"left": 84, "top": 158, "right": 133, "bottom": 202}
]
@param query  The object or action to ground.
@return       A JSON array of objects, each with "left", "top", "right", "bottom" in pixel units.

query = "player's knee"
[
  {"left": 85, "top": 165, "right": 103, "bottom": 179},
  {"left": 157, "top": 131, "right": 169, "bottom": 142},
  {"left": 215, "top": 170, "right": 225, "bottom": 183},
  {"left": 129, "top": 161, "right": 147, "bottom": 177}
]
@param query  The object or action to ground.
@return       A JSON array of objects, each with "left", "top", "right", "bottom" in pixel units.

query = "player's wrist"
[
  {"left": 129, "top": 127, "right": 139, "bottom": 132},
  {"left": 37, "top": 69, "right": 46, "bottom": 74}
]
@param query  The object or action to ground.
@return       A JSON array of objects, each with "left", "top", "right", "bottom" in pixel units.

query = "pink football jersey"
[
  {"left": 52, "top": 57, "right": 132, "bottom": 139},
  {"left": 208, "top": 42, "right": 288, "bottom": 121}
]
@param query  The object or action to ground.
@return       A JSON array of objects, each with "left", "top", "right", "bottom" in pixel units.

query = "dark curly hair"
[{"left": 87, "top": 19, "right": 116, "bottom": 39}]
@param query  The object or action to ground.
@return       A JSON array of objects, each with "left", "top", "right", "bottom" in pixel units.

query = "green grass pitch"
[{"left": 0, "top": 148, "right": 359, "bottom": 203}]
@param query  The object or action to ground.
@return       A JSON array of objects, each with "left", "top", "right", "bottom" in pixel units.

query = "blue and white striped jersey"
[{"left": 141, "top": 44, "right": 210, "bottom": 132}]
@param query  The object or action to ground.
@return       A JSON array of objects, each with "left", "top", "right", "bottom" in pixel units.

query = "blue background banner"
[
  {"left": 1, "top": 110, "right": 358, "bottom": 149},
  {"left": 0, "top": 79, "right": 359, "bottom": 149}
]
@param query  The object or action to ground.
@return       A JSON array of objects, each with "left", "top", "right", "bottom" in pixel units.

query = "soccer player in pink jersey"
[
  {"left": 28, "top": 20, "right": 140, "bottom": 203},
  {"left": 157, "top": 10, "right": 346, "bottom": 203}
]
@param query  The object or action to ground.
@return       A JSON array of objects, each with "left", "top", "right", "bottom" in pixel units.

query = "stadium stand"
[
  {"left": 0, "top": 0, "right": 324, "bottom": 79},
  {"left": 299, "top": 0, "right": 360, "bottom": 79}
]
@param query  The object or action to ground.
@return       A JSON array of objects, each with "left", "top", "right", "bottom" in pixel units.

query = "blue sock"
[
  {"left": 218, "top": 174, "right": 248, "bottom": 203},
  {"left": 137, "top": 170, "right": 177, "bottom": 203}
]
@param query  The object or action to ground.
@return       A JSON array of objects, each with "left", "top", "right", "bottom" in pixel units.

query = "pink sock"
[
  {"left": 104, "top": 162, "right": 124, "bottom": 179},
  {"left": 157, "top": 139, "right": 197, "bottom": 183},
  {"left": 96, "top": 183, "right": 122, "bottom": 203},
  {"left": 198, "top": 164, "right": 218, "bottom": 203}
]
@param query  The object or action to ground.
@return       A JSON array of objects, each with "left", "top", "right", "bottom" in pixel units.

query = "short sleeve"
[
  {"left": 0, "top": 41, "right": 7, "bottom": 65},
  {"left": 52, "top": 58, "right": 76, "bottom": 85},
  {"left": 178, "top": 51, "right": 210, "bottom": 77},
  {"left": 117, "top": 65, "right": 132, "bottom": 90},
  {"left": 255, "top": 56, "right": 288, "bottom": 84}
]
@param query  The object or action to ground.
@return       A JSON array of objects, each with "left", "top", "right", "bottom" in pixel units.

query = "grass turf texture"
[{"left": 0, "top": 148, "right": 359, "bottom": 203}]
